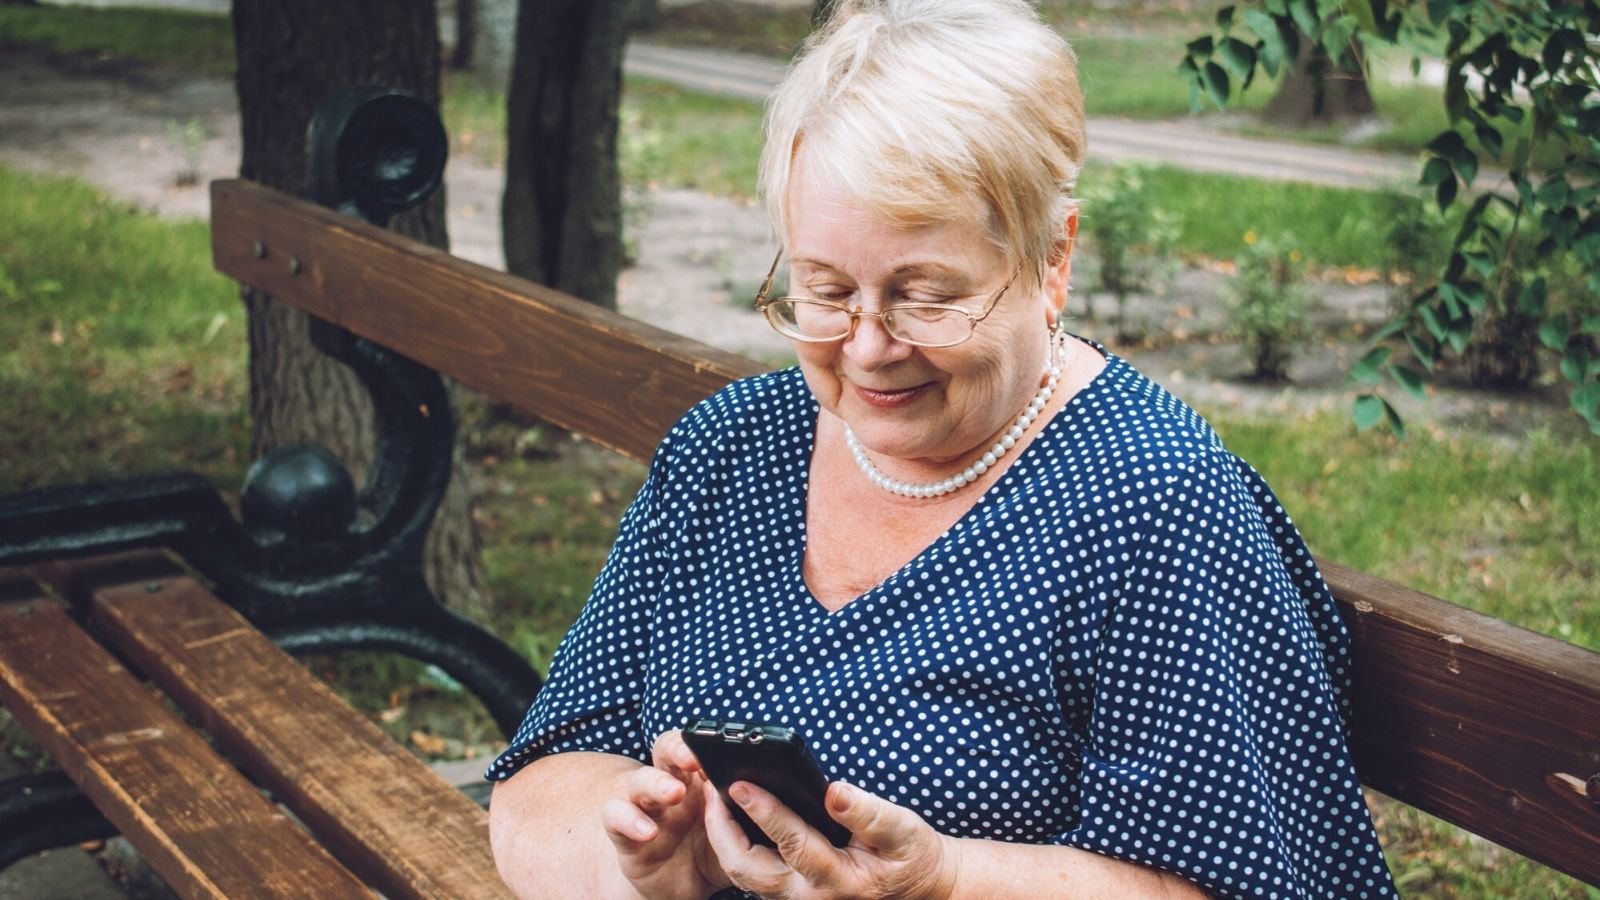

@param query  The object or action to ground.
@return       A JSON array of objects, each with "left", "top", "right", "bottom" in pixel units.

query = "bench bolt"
[
  {"left": 289, "top": 256, "right": 302, "bottom": 275},
  {"left": 253, "top": 241, "right": 267, "bottom": 259}
]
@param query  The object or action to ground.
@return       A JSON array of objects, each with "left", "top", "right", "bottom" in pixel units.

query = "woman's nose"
[{"left": 842, "top": 312, "right": 913, "bottom": 370}]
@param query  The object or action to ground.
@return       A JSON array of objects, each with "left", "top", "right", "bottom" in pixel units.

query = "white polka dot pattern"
[{"left": 486, "top": 351, "right": 1397, "bottom": 898}]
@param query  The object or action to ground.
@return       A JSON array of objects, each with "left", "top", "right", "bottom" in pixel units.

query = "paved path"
[{"left": 624, "top": 42, "right": 1425, "bottom": 191}]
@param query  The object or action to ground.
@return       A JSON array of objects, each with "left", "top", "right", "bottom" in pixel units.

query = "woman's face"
[{"left": 784, "top": 153, "right": 1066, "bottom": 467}]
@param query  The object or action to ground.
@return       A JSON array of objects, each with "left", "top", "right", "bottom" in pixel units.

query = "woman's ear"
[{"left": 1044, "top": 209, "right": 1078, "bottom": 322}]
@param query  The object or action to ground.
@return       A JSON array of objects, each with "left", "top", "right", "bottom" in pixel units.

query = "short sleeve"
[
  {"left": 483, "top": 445, "right": 670, "bottom": 781},
  {"left": 1053, "top": 451, "right": 1395, "bottom": 899}
]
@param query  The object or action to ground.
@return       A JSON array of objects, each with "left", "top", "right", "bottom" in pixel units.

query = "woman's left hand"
[{"left": 702, "top": 779, "right": 959, "bottom": 900}]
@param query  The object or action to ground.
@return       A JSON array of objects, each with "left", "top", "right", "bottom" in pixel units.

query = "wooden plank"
[
  {"left": 0, "top": 576, "right": 371, "bottom": 900},
  {"left": 210, "top": 178, "right": 761, "bottom": 465},
  {"left": 83, "top": 565, "right": 514, "bottom": 900},
  {"left": 1324, "top": 559, "right": 1600, "bottom": 887}
]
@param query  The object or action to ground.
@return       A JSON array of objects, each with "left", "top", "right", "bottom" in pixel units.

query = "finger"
[
  {"left": 702, "top": 781, "right": 791, "bottom": 894},
  {"left": 626, "top": 764, "right": 688, "bottom": 819},
  {"left": 825, "top": 782, "right": 926, "bottom": 858},
  {"left": 729, "top": 781, "right": 841, "bottom": 887},
  {"left": 601, "top": 797, "right": 659, "bottom": 847},
  {"left": 650, "top": 729, "right": 704, "bottom": 781}
]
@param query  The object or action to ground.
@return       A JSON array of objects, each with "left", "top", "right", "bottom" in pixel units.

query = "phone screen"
[{"left": 681, "top": 719, "right": 851, "bottom": 848}]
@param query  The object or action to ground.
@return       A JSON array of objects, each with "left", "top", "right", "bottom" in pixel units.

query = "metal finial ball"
[{"left": 240, "top": 445, "right": 357, "bottom": 540}]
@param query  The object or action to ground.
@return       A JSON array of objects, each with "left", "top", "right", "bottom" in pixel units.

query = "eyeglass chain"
[{"left": 842, "top": 322, "right": 1066, "bottom": 500}]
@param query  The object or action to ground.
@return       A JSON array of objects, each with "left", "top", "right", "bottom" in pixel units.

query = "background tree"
[
  {"left": 502, "top": 0, "right": 629, "bottom": 309},
  {"left": 232, "top": 0, "right": 494, "bottom": 618},
  {"left": 1183, "top": 0, "right": 1600, "bottom": 436},
  {"left": 451, "top": 0, "right": 476, "bottom": 70},
  {"left": 1263, "top": 30, "right": 1375, "bottom": 126}
]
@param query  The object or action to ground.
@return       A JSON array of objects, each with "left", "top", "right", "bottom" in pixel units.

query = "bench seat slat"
[
  {"left": 0, "top": 578, "right": 372, "bottom": 900},
  {"left": 83, "top": 566, "right": 513, "bottom": 900}
]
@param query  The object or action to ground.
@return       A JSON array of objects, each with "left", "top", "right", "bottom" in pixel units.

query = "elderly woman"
[{"left": 487, "top": 1, "right": 1395, "bottom": 897}]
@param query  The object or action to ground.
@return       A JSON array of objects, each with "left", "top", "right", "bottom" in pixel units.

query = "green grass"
[
  {"left": 0, "top": 4, "right": 234, "bottom": 77},
  {"left": 0, "top": 167, "right": 249, "bottom": 492}
]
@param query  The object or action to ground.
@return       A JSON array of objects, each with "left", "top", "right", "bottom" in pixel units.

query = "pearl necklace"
[{"left": 843, "top": 361, "right": 1060, "bottom": 500}]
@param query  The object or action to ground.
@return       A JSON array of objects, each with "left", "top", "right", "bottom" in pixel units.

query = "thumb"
[{"left": 826, "top": 782, "right": 925, "bottom": 854}]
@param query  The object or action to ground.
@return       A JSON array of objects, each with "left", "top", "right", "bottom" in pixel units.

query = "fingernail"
[
  {"left": 632, "top": 818, "right": 653, "bottom": 840},
  {"left": 830, "top": 783, "right": 855, "bottom": 813},
  {"left": 729, "top": 783, "right": 752, "bottom": 806}
]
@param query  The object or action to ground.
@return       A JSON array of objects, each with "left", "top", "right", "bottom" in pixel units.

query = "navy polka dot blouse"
[{"left": 488, "top": 350, "right": 1397, "bottom": 898}]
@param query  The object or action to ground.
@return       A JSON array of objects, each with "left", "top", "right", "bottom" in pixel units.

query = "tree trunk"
[
  {"left": 502, "top": 0, "right": 628, "bottom": 310},
  {"left": 1263, "top": 32, "right": 1376, "bottom": 126},
  {"left": 627, "top": 0, "right": 660, "bottom": 31},
  {"left": 232, "top": 0, "right": 494, "bottom": 621},
  {"left": 452, "top": 0, "right": 477, "bottom": 70}
]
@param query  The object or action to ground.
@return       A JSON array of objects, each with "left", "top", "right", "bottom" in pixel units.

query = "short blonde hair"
[{"left": 760, "top": 0, "right": 1086, "bottom": 282}]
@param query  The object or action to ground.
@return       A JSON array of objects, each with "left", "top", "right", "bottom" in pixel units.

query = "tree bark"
[
  {"left": 232, "top": 0, "right": 494, "bottom": 621},
  {"left": 452, "top": 0, "right": 477, "bottom": 70},
  {"left": 501, "top": 0, "right": 628, "bottom": 310},
  {"left": 1263, "top": 32, "right": 1376, "bottom": 126}
]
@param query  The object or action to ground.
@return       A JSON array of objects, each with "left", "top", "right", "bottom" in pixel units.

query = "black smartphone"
[{"left": 680, "top": 719, "right": 851, "bottom": 849}]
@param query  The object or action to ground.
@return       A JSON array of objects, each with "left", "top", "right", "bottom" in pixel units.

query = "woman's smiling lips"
[{"left": 853, "top": 382, "right": 934, "bottom": 408}]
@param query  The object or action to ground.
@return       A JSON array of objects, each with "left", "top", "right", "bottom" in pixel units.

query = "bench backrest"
[{"left": 211, "top": 178, "right": 1600, "bottom": 887}]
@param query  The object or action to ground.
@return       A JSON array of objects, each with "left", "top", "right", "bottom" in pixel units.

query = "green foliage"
[
  {"left": 1078, "top": 165, "right": 1177, "bottom": 338},
  {"left": 1225, "top": 234, "right": 1308, "bottom": 380},
  {"left": 0, "top": 4, "right": 234, "bottom": 77},
  {"left": 1182, "top": 0, "right": 1600, "bottom": 436},
  {"left": 0, "top": 166, "right": 247, "bottom": 493}
]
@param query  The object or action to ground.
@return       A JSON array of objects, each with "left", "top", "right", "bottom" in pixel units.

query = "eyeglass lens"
[{"left": 765, "top": 299, "right": 973, "bottom": 346}]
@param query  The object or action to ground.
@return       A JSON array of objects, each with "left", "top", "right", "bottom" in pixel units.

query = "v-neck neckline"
[{"left": 787, "top": 341, "right": 1119, "bottom": 618}]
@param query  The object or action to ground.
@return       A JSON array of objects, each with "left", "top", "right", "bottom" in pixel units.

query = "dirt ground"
[{"left": 0, "top": 42, "right": 1579, "bottom": 441}]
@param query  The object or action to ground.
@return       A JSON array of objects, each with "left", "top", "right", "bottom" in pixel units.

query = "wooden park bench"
[{"left": 2, "top": 91, "right": 1598, "bottom": 895}]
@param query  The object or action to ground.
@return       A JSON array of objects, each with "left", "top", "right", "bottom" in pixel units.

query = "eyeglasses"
[{"left": 752, "top": 251, "right": 1021, "bottom": 349}]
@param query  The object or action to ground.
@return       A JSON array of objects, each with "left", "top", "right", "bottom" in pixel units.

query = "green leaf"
[
  {"left": 1571, "top": 381, "right": 1600, "bottom": 423},
  {"left": 1519, "top": 277, "right": 1548, "bottom": 315},
  {"left": 1420, "top": 157, "right": 1452, "bottom": 187},
  {"left": 1474, "top": 122, "right": 1504, "bottom": 159},
  {"left": 1582, "top": 314, "right": 1600, "bottom": 335},
  {"left": 1561, "top": 345, "right": 1591, "bottom": 385},
  {"left": 1353, "top": 345, "right": 1393, "bottom": 380},
  {"left": 1289, "top": 0, "right": 1321, "bottom": 38},
  {"left": 1244, "top": 9, "right": 1289, "bottom": 76},
  {"left": 1353, "top": 393, "right": 1385, "bottom": 430},
  {"left": 1201, "top": 61, "right": 1231, "bottom": 108},
  {"left": 1391, "top": 364, "right": 1428, "bottom": 400},
  {"left": 1461, "top": 250, "right": 1494, "bottom": 278},
  {"left": 1186, "top": 36, "right": 1216, "bottom": 57},
  {"left": 1540, "top": 315, "right": 1571, "bottom": 351},
  {"left": 1439, "top": 282, "right": 1462, "bottom": 318},
  {"left": 1456, "top": 280, "right": 1486, "bottom": 311},
  {"left": 1536, "top": 177, "right": 1571, "bottom": 209},
  {"left": 1219, "top": 36, "right": 1258, "bottom": 78},
  {"left": 1382, "top": 396, "right": 1407, "bottom": 440},
  {"left": 1321, "top": 16, "right": 1358, "bottom": 65},
  {"left": 1342, "top": 0, "right": 1378, "bottom": 34},
  {"left": 1406, "top": 332, "right": 1436, "bottom": 373},
  {"left": 1215, "top": 5, "right": 1237, "bottom": 29},
  {"left": 1419, "top": 305, "right": 1447, "bottom": 341},
  {"left": 1453, "top": 148, "right": 1479, "bottom": 186},
  {"left": 1435, "top": 172, "right": 1459, "bottom": 210},
  {"left": 1447, "top": 320, "right": 1471, "bottom": 353},
  {"left": 1426, "top": 131, "right": 1467, "bottom": 156},
  {"left": 1543, "top": 31, "right": 1568, "bottom": 72}
]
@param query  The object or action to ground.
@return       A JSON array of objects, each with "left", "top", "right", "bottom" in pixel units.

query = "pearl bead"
[{"left": 843, "top": 356, "right": 1061, "bottom": 500}]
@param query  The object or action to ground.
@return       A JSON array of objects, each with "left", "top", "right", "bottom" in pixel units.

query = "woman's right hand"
[{"left": 601, "top": 730, "right": 729, "bottom": 899}]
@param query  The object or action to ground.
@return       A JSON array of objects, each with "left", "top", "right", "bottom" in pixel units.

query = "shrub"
[
  {"left": 1226, "top": 233, "right": 1308, "bottom": 381},
  {"left": 1078, "top": 164, "right": 1176, "bottom": 343}
]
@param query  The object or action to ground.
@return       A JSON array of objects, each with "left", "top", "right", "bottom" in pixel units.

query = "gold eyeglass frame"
[{"left": 752, "top": 250, "right": 1022, "bottom": 349}]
